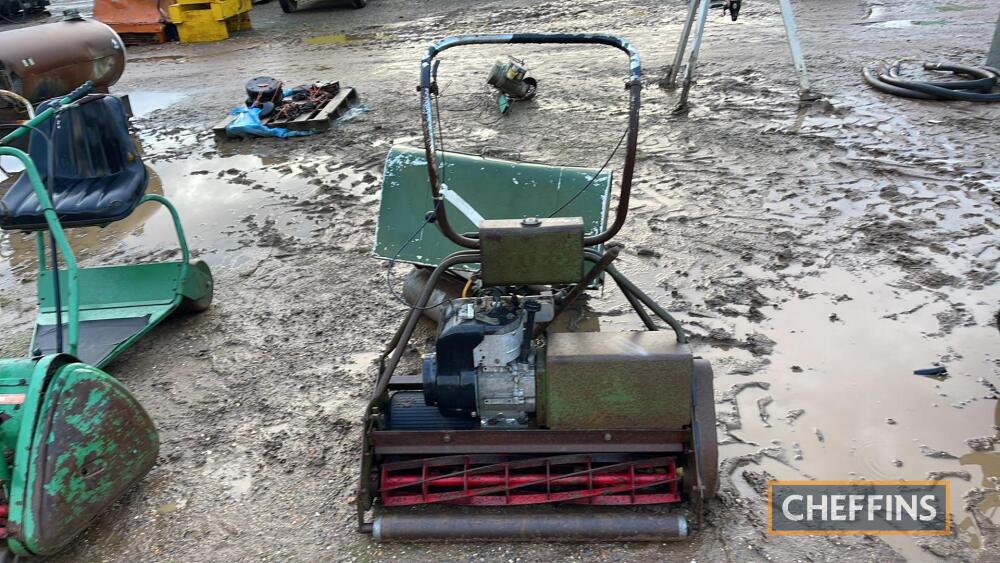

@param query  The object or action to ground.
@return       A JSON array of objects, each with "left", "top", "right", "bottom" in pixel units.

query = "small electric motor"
[
  {"left": 487, "top": 57, "right": 537, "bottom": 114},
  {"left": 244, "top": 76, "right": 284, "bottom": 117}
]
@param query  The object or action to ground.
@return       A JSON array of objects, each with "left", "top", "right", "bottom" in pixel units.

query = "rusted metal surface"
[
  {"left": 93, "top": 0, "right": 172, "bottom": 44},
  {"left": 371, "top": 429, "right": 687, "bottom": 455},
  {"left": 372, "top": 511, "right": 688, "bottom": 541},
  {"left": 379, "top": 453, "right": 680, "bottom": 506},
  {"left": 12, "top": 364, "right": 158, "bottom": 556},
  {"left": 0, "top": 18, "right": 125, "bottom": 105},
  {"left": 417, "top": 34, "right": 642, "bottom": 249},
  {"left": 543, "top": 331, "right": 693, "bottom": 430},
  {"left": 213, "top": 85, "right": 359, "bottom": 139},
  {"left": 479, "top": 217, "right": 584, "bottom": 286}
]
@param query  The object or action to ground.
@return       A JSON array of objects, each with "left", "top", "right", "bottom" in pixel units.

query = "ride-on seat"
[
  {"left": 0, "top": 95, "right": 147, "bottom": 231},
  {"left": 0, "top": 93, "right": 213, "bottom": 369}
]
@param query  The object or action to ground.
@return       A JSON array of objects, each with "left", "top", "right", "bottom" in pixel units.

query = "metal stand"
[
  {"left": 665, "top": 0, "right": 699, "bottom": 87},
  {"left": 988, "top": 10, "right": 1000, "bottom": 69},
  {"left": 666, "top": 0, "right": 814, "bottom": 111}
]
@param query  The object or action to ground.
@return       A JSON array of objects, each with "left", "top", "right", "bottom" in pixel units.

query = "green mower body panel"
[
  {"left": 0, "top": 355, "right": 158, "bottom": 556},
  {"left": 374, "top": 145, "right": 612, "bottom": 269},
  {"left": 32, "top": 260, "right": 214, "bottom": 368}
]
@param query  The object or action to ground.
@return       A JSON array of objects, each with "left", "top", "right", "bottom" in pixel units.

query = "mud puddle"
[
  {"left": 128, "top": 92, "right": 189, "bottom": 118},
  {"left": 0, "top": 127, "right": 376, "bottom": 324},
  {"left": 596, "top": 255, "right": 998, "bottom": 556},
  {"left": 861, "top": 18, "right": 953, "bottom": 28}
]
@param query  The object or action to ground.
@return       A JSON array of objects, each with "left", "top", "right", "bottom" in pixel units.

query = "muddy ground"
[{"left": 1, "top": 0, "right": 998, "bottom": 561}]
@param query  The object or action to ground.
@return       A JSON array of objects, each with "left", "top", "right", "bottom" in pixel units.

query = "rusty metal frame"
[
  {"left": 371, "top": 430, "right": 688, "bottom": 455},
  {"left": 357, "top": 248, "right": 701, "bottom": 530},
  {"left": 418, "top": 34, "right": 642, "bottom": 249}
]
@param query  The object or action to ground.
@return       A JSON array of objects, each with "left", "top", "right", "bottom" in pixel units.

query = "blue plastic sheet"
[{"left": 225, "top": 106, "right": 314, "bottom": 139}]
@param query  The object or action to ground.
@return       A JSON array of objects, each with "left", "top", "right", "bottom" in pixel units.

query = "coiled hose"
[{"left": 863, "top": 60, "right": 1000, "bottom": 101}]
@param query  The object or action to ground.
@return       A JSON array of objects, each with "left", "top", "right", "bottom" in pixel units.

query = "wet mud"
[{"left": 1, "top": 0, "right": 998, "bottom": 561}]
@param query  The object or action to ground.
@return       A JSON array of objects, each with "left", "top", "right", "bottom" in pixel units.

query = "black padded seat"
[{"left": 0, "top": 95, "right": 147, "bottom": 231}]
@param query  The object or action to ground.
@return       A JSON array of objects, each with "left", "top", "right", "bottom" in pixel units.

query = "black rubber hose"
[
  {"left": 886, "top": 62, "right": 995, "bottom": 91},
  {"left": 879, "top": 72, "right": 1000, "bottom": 101},
  {"left": 863, "top": 59, "right": 1000, "bottom": 101},
  {"left": 863, "top": 66, "right": 934, "bottom": 99},
  {"left": 920, "top": 62, "right": 997, "bottom": 89}
]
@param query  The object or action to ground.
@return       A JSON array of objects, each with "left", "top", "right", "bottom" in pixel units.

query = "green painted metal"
[
  {"left": 498, "top": 94, "right": 511, "bottom": 114},
  {"left": 542, "top": 332, "right": 693, "bottom": 430},
  {"left": 0, "top": 146, "right": 81, "bottom": 357},
  {"left": 374, "top": 145, "right": 611, "bottom": 270},
  {"left": 38, "top": 263, "right": 181, "bottom": 312},
  {"left": 0, "top": 88, "right": 209, "bottom": 555},
  {"left": 0, "top": 357, "right": 157, "bottom": 556},
  {"left": 28, "top": 197, "right": 213, "bottom": 369},
  {"left": 1, "top": 354, "right": 72, "bottom": 556}
]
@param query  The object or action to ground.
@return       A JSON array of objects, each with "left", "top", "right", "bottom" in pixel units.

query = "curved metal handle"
[{"left": 419, "top": 34, "right": 642, "bottom": 249}]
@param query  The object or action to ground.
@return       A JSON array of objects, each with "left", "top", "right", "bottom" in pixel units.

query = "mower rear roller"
[{"left": 371, "top": 512, "right": 688, "bottom": 542}]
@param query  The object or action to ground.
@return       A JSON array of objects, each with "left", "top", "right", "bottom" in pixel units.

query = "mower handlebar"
[
  {"left": 419, "top": 34, "right": 641, "bottom": 249},
  {"left": 0, "top": 81, "right": 93, "bottom": 146}
]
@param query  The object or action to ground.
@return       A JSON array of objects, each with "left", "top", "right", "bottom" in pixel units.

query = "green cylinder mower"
[{"left": 0, "top": 83, "right": 213, "bottom": 556}]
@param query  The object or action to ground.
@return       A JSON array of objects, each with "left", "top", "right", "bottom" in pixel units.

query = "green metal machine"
[
  {"left": 0, "top": 82, "right": 213, "bottom": 556},
  {"left": 359, "top": 34, "right": 718, "bottom": 542}
]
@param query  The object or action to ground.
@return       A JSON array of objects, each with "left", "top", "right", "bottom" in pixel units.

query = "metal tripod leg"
[
  {"left": 987, "top": 11, "right": 1000, "bottom": 69},
  {"left": 675, "top": 0, "right": 710, "bottom": 111},
  {"left": 777, "top": 0, "right": 813, "bottom": 98},
  {"left": 665, "top": 0, "right": 699, "bottom": 88}
]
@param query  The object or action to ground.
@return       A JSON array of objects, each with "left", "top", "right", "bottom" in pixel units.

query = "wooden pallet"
[{"left": 213, "top": 86, "right": 359, "bottom": 139}]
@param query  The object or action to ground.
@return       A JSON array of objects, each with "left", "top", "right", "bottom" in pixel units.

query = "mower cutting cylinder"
[{"left": 371, "top": 512, "right": 688, "bottom": 542}]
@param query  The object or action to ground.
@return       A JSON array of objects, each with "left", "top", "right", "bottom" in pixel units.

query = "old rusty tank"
[{"left": 0, "top": 15, "right": 126, "bottom": 106}]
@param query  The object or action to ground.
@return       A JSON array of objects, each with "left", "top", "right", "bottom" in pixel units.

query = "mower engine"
[{"left": 422, "top": 294, "right": 553, "bottom": 426}]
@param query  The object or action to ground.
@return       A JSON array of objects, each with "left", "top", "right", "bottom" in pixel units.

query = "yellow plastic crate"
[
  {"left": 171, "top": 8, "right": 229, "bottom": 43},
  {"left": 168, "top": 0, "right": 251, "bottom": 43},
  {"left": 168, "top": 0, "right": 250, "bottom": 23}
]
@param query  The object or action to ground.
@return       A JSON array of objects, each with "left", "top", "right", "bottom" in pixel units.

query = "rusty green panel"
[
  {"left": 541, "top": 331, "right": 693, "bottom": 430},
  {"left": 7, "top": 361, "right": 158, "bottom": 556},
  {"left": 0, "top": 358, "right": 37, "bottom": 486},
  {"left": 479, "top": 217, "right": 584, "bottom": 285},
  {"left": 374, "top": 145, "right": 611, "bottom": 270}
]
